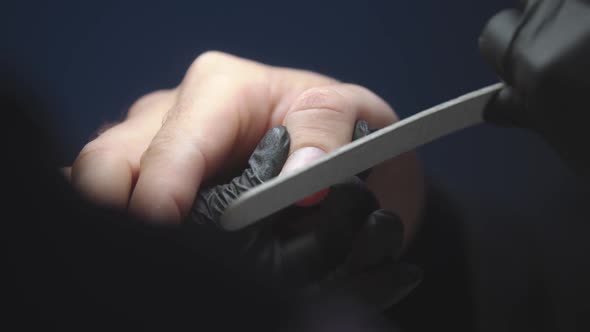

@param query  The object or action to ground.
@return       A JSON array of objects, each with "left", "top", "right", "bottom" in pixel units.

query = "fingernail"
[
  {"left": 281, "top": 147, "right": 329, "bottom": 206},
  {"left": 281, "top": 146, "right": 326, "bottom": 175}
]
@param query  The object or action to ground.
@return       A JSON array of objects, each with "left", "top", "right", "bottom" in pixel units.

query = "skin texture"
[{"left": 66, "top": 51, "right": 424, "bottom": 246}]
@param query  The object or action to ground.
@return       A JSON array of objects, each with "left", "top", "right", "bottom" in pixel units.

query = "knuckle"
[
  {"left": 139, "top": 128, "right": 205, "bottom": 166},
  {"left": 289, "top": 86, "right": 348, "bottom": 115},
  {"left": 127, "top": 89, "right": 174, "bottom": 118},
  {"left": 189, "top": 50, "right": 230, "bottom": 74},
  {"left": 93, "top": 121, "right": 118, "bottom": 138},
  {"left": 183, "top": 51, "right": 242, "bottom": 88}
]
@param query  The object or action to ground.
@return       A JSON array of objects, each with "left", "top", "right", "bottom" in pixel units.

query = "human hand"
[{"left": 67, "top": 51, "right": 419, "bottom": 227}]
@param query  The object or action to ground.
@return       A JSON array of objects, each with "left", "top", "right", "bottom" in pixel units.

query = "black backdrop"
[{"left": 3, "top": 1, "right": 589, "bottom": 331}]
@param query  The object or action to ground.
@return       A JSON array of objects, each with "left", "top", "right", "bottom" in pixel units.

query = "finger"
[
  {"left": 129, "top": 53, "right": 272, "bottom": 223},
  {"left": 280, "top": 177, "right": 379, "bottom": 282},
  {"left": 365, "top": 152, "right": 424, "bottom": 250},
  {"left": 293, "top": 119, "right": 371, "bottom": 207},
  {"left": 70, "top": 90, "right": 176, "bottom": 209},
  {"left": 280, "top": 84, "right": 397, "bottom": 205},
  {"left": 313, "top": 177, "right": 380, "bottom": 272},
  {"left": 71, "top": 138, "right": 136, "bottom": 209}
]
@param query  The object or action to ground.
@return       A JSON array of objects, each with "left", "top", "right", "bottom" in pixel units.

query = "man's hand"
[{"left": 67, "top": 51, "right": 416, "bottom": 226}]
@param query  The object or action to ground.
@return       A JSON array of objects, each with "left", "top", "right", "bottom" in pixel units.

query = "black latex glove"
[
  {"left": 185, "top": 121, "right": 422, "bottom": 309},
  {"left": 479, "top": 0, "right": 590, "bottom": 174}
]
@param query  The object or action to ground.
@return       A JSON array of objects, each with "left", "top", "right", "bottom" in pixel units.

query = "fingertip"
[
  {"left": 71, "top": 152, "right": 133, "bottom": 210},
  {"left": 368, "top": 209, "right": 404, "bottom": 259},
  {"left": 352, "top": 120, "right": 370, "bottom": 141},
  {"left": 249, "top": 126, "right": 291, "bottom": 180}
]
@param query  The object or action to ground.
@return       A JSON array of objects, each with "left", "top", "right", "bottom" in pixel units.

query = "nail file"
[{"left": 220, "top": 83, "right": 504, "bottom": 231}]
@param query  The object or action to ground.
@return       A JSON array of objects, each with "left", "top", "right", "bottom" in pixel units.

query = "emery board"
[{"left": 220, "top": 83, "right": 504, "bottom": 231}]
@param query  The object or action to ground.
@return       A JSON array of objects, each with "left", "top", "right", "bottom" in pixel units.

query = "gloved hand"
[
  {"left": 479, "top": 0, "right": 590, "bottom": 174},
  {"left": 184, "top": 121, "right": 422, "bottom": 309}
]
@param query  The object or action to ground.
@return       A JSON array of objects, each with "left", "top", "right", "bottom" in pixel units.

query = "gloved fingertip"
[
  {"left": 249, "top": 126, "right": 291, "bottom": 181},
  {"left": 352, "top": 120, "right": 377, "bottom": 181},
  {"left": 368, "top": 209, "right": 404, "bottom": 240},
  {"left": 352, "top": 120, "right": 370, "bottom": 141}
]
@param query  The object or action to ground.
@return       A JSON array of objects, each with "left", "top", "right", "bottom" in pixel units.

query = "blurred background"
[{"left": 3, "top": 1, "right": 588, "bottom": 331}]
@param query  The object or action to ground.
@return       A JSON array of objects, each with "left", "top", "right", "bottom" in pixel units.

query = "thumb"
[{"left": 280, "top": 85, "right": 396, "bottom": 206}]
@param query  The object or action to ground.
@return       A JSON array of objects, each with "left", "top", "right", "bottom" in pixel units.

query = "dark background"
[{"left": 3, "top": 1, "right": 589, "bottom": 331}]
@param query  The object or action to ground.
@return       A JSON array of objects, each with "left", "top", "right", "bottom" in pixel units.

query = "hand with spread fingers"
[
  {"left": 187, "top": 121, "right": 422, "bottom": 309},
  {"left": 66, "top": 51, "right": 424, "bottom": 243}
]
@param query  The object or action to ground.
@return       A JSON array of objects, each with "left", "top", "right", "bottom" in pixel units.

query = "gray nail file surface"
[{"left": 221, "top": 83, "right": 503, "bottom": 231}]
